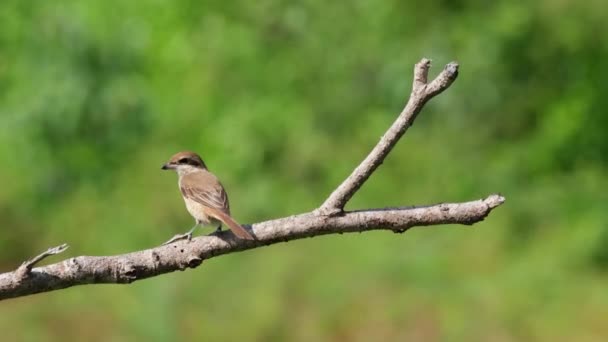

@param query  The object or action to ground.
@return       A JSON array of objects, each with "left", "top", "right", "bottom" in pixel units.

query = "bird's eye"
[{"left": 178, "top": 158, "right": 190, "bottom": 164}]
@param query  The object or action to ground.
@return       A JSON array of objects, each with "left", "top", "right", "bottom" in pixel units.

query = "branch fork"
[{"left": 0, "top": 58, "right": 503, "bottom": 300}]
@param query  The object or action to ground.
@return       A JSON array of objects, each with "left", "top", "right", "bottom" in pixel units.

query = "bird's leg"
[{"left": 162, "top": 224, "right": 198, "bottom": 245}]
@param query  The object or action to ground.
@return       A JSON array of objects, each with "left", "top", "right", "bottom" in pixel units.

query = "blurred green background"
[{"left": 1, "top": 0, "right": 607, "bottom": 341}]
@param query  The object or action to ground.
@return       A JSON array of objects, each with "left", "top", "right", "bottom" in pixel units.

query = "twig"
[{"left": 14, "top": 244, "right": 69, "bottom": 280}]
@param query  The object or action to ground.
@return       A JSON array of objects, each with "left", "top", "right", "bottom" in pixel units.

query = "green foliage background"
[{"left": 1, "top": 1, "right": 607, "bottom": 341}]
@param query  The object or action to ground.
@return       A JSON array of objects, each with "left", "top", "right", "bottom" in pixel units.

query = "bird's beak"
[{"left": 161, "top": 163, "right": 173, "bottom": 170}]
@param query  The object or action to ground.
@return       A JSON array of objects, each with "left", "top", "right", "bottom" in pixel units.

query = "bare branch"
[
  {"left": 14, "top": 244, "right": 69, "bottom": 280},
  {"left": 426, "top": 62, "right": 459, "bottom": 97},
  {"left": 317, "top": 58, "right": 459, "bottom": 215},
  {"left": 0, "top": 57, "right": 504, "bottom": 301},
  {"left": 0, "top": 195, "right": 504, "bottom": 300}
]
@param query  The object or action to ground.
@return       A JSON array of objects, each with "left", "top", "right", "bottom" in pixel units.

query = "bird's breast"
[{"left": 183, "top": 197, "right": 211, "bottom": 224}]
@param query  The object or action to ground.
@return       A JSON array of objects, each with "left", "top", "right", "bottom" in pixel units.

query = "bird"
[{"left": 161, "top": 151, "right": 254, "bottom": 244}]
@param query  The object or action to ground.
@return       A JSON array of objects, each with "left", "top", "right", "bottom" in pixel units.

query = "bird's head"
[{"left": 162, "top": 151, "right": 207, "bottom": 175}]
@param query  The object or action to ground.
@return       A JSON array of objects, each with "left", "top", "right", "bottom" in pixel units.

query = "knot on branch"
[
  {"left": 187, "top": 256, "right": 203, "bottom": 268},
  {"left": 120, "top": 263, "right": 139, "bottom": 283}
]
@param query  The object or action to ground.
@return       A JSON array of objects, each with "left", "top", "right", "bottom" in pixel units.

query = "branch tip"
[
  {"left": 413, "top": 58, "right": 432, "bottom": 89},
  {"left": 443, "top": 61, "right": 459, "bottom": 73},
  {"left": 425, "top": 61, "right": 459, "bottom": 97},
  {"left": 484, "top": 194, "right": 505, "bottom": 209}
]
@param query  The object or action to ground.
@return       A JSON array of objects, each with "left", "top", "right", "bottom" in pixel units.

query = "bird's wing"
[{"left": 179, "top": 171, "right": 230, "bottom": 214}]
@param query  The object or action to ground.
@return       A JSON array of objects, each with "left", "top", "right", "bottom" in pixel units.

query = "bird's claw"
[{"left": 162, "top": 232, "right": 193, "bottom": 245}]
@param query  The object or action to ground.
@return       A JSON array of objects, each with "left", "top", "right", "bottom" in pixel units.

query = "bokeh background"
[{"left": 1, "top": 1, "right": 607, "bottom": 341}]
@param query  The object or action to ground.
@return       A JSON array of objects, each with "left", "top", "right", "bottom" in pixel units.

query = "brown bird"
[{"left": 161, "top": 151, "right": 254, "bottom": 244}]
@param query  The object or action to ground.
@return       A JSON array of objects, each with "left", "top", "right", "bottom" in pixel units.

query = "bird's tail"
[{"left": 210, "top": 209, "right": 255, "bottom": 240}]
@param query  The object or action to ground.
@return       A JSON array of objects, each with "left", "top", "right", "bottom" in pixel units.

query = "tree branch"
[
  {"left": 14, "top": 244, "right": 69, "bottom": 280},
  {"left": 0, "top": 58, "right": 504, "bottom": 301},
  {"left": 317, "top": 58, "right": 459, "bottom": 215}
]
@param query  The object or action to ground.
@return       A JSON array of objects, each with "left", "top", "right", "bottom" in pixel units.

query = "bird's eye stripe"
[{"left": 178, "top": 158, "right": 190, "bottom": 164}]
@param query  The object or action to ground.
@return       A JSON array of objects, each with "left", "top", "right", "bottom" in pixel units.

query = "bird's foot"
[
  {"left": 162, "top": 227, "right": 196, "bottom": 245},
  {"left": 207, "top": 224, "right": 222, "bottom": 237}
]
